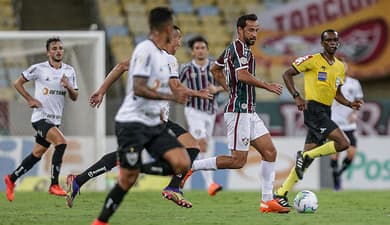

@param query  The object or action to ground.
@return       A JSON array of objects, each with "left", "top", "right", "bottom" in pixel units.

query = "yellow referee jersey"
[{"left": 292, "top": 53, "right": 345, "bottom": 106}]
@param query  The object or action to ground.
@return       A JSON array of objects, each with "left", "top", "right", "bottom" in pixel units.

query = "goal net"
[{"left": 0, "top": 31, "right": 107, "bottom": 191}]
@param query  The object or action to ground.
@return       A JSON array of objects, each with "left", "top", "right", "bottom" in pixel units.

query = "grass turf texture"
[{"left": 1, "top": 190, "right": 389, "bottom": 225}]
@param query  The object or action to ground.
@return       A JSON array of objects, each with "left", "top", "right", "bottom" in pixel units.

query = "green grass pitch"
[{"left": 1, "top": 190, "right": 389, "bottom": 225}]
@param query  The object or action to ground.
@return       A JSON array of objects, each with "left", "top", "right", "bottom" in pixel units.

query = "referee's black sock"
[
  {"left": 98, "top": 183, "right": 128, "bottom": 223},
  {"left": 10, "top": 153, "right": 41, "bottom": 182},
  {"left": 75, "top": 151, "right": 117, "bottom": 187},
  {"left": 166, "top": 148, "right": 199, "bottom": 188},
  {"left": 51, "top": 144, "right": 66, "bottom": 185}
]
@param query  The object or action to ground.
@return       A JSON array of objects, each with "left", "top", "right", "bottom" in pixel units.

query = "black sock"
[
  {"left": 51, "top": 144, "right": 66, "bottom": 185},
  {"left": 330, "top": 159, "right": 338, "bottom": 174},
  {"left": 75, "top": 151, "right": 117, "bottom": 187},
  {"left": 141, "top": 161, "right": 174, "bottom": 175},
  {"left": 339, "top": 157, "right": 353, "bottom": 175},
  {"left": 166, "top": 148, "right": 200, "bottom": 189},
  {"left": 98, "top": 183, "right": 128, "bottom": 222},
  {"left": 10, "top": 153, "right": 41, "bottom": 182}
]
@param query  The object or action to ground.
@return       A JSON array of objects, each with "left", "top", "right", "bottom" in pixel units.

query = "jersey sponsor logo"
[
  {"left": 293, "top": 55, "right": 312, "bottom": 66},
  {"left": 319, "top": 127, "right": 327, "bottom": 134},
  {"left": 317, "top": 72, "right": 327, "bottom": 81},
  {"left": 43, "top": 87, "right": 49, "bottom": 95}
]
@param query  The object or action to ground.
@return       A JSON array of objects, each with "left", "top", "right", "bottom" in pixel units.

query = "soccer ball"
[{"left": 293, "top": 190, "right": 318, "bottom": 213}]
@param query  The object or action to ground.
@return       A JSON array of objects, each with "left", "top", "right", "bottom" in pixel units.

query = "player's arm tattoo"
[{"left": 133, "top": 76, "right": 174, "bottom": 101}]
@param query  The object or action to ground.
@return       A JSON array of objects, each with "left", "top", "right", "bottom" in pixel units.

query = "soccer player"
[
  {"left": 91, "top": 7, "right": 202, "bottom": 224},
  {"left": 330, "top": 72, "right": 363, "bottom": 190},
  {"left": 4, "top": 37, "right": 79, "bottom": 201},
  {"left": 274, "top": 29, "right": 364, "bottom": 206},
  {"left": 67, "top": 25, "right": 211, "bottom": 209},
  {"left": 181, "top": 14, "right": 290, "bottom": 213},
  {"left": 179, "top": 35, "right": 224, "bottom": 196}
]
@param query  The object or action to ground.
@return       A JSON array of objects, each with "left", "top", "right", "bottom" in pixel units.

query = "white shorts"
[
  {"left": 184, "top": 107, "right": 216, "bottom": 139},
  {"left": 224, "top": 112, "right": 269, "bottom": 151}
]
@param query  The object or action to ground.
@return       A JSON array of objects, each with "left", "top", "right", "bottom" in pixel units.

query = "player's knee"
[
  {"left": 231, "top": 158, "right": 246, "bottom": 169},
  {"left": 174, "top": 160, "right": 191, "bottom": 174},
  {"left": 118, "top": 170, "right": 139, "bottom": 190},
  {"left": 261, "top": 148, "right": 277, "bottom": 162},
  {"left": 335, "top": 141, "right": 349, "bottom": 152}
]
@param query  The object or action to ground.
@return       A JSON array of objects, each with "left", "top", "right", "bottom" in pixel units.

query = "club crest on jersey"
[
  {"left": 241, "top": 137, "right": 249, "bottom": 146},
  {"left": 318, "top": 72, "right": 327, "bottom": 81},
  {"left": 190, "top": 72, "right": 196, "bottom": 78},
  {"left": 241, "top": 103, "right": 248, "bottom": 109},
  {"left": 240, "top": 57, "right": 248, "bottom": 65}
]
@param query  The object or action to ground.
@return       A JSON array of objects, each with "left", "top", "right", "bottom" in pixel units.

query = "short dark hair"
[
  {"left": 188, "top": 35, "right": 208, "bottom": 49},
  {"left": 46, "top": 36, "right": 62, "bottom": 51},
  {"left": 149, "top": 7, "right": 173, "bottom": 31},
  {"left": 237, "top": 14, "right": 258, "bottom": 29},
  {"left": 321, "top": 29, "right": 338, "bottom": 41}
]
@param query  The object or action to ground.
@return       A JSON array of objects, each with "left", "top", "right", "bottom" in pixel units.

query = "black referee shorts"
[{"left": 304, "top": 101, "right": 339, "bottom": 145}]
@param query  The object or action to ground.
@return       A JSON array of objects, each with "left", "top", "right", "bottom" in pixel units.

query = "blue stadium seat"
[
  {"left": 197, "top": 6, "right": 219, "bottom": 17},
  {"left": 105, "top": 25, "right": 129, "bottom": 42}
]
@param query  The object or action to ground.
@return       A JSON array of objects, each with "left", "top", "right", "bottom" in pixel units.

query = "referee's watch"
[{"left": 292, "top": 91, "right": 300, "bottom": 98}]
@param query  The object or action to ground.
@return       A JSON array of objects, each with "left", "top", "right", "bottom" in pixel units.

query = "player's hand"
[
  {"left": 351, "top": 99, "right": 364, "bottom": 110},
  {"left": 60, "top": 74, "right": 70, "bottom": 88},
  {"left": 198, "top": 89, "right": 213, "bottom": 100},
  {"left": 267, "top": 83, "right": 283, "bottom": 95},
  {"left": 295, "top": 96, "right": 306, "bottom": 111},
  {"left": 28, "top": 98, "right": 42, "bottom": 108},
  {"left": 89, "top": 91, "right": 105, "bottom": 108},
  {"left": 207, "top": 84, "right": 218, "bottom": 94}
]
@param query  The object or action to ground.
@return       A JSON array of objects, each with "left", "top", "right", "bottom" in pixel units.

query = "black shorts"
[
  {"left": 304, "top": 101, "right": 338, "bottom": 145},
  {"left": 165, "top": 120, "right": 188, "bottom": 137},
  {"left": 32, "top": 119, "right": 58, "bottom": 148},
  {"left": 115, "top": 121, "right": 183, "bottom": 169},
  {"left": 344, "top": 130, "right": 357, "bottom": 147}
]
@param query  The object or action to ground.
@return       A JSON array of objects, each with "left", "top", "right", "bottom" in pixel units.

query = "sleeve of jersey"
[
  {"left": 232, "top": 42, "right": 248, "bottom": 71},
  {"left": 70, "top": 68, "right": 78, "bottom": 90},
  {"left": 132, "top": 49, "right": 152, "bottom": 78},
  {"left": 356, "top": 80, "right": 364, "bottom": 99},
  {"left": 168, "top": 55, "right": 179, "bottom": 79},
  {"left": 291, "top": 55, "right": 312, "bottom": 73},
  {"left": 215, "top": 50, "right": 225, "bottom": 67},
  {"left": 179, "top": 63, "right": 188, "bottom": 82},
  {"left": 21, "top": 65, "right": 38, "bottom": 81}
]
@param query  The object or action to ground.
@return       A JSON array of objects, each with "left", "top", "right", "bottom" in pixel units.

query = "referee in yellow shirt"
[{"left": 274, "top": 29, "right": 364, "bottom": 207}]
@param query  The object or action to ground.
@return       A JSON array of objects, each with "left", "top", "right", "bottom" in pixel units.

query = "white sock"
[
  {"left": 192, "top": 157, "right": 217, "bottom": 171},
  {"left": 199, "top": 153, "right": 215, "bottom": 187},
  {"left": 261, "top": 161, "right": 275, "bottom": 202}
]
